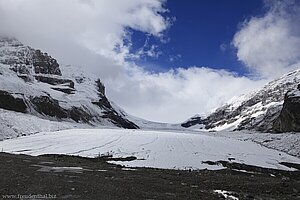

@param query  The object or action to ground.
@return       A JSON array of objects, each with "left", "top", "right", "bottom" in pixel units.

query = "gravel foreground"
[{"left": 0, "top": 152, "right": 299, "bottom": 200}]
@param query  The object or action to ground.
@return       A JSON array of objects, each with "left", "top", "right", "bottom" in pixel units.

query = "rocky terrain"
[
  {"left": 182, "top": 70, "right": 300, "bottom": 133},
  {"left": 0, "top": 152, "right": 299, "bottom": 200},
  {"left": 0, "top": 37, "right": 138, "bottom": 139}
]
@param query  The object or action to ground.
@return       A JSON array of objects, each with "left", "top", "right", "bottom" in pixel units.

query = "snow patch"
[{"left": 214, "top": 190, "right": 239, "bottom": 200}]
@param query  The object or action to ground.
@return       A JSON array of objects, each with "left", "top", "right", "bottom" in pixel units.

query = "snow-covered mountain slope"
[
  {"left": 182, "top": 69, "right": 300, "bottom": 132},
  {"left": 0, "top": 37, "right": 139, "bottom": 139},
  {"left": 1, "top": 128, "right": 299, "bottom": 170},
  {"left": 0, "top": 108, "right": 86, "bottom": 140},
  {"left": 206, "top": 130, "right": 300, "bottom": 158}
]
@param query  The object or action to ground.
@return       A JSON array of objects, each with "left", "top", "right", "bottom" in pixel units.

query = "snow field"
[{"left": 1, "top": 128, "right": 299, "bottom": 171}]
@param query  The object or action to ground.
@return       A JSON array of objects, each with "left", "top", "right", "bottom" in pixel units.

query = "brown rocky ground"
[{"left": 0, "top": 152, "right": 299, "bottom": 200}]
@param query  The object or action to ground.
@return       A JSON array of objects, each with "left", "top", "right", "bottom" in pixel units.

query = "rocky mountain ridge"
[
  {"left": 0, "top": 37, "right": 138, "bottom": 139},
  {"left": 182, "top": 69, "right": 300, "bottom": 133}
]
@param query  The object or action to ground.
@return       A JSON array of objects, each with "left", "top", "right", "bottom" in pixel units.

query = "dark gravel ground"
[{"left": 0, "top": 152, "right": 299, "bottom": 200}]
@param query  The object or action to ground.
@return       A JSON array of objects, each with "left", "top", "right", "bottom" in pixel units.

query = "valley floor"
[{"left": 0, "top": 152, "right": 299, "bottom": 200}]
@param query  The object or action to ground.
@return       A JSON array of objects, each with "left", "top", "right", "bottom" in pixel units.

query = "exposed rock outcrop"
[
  {"left": 92, "top": 79, "right": 139, "bottom": 129},
  {"left": 0, "top": 90, "right": 27, "bottom": 113},
  {"left": 181, "top": 115, "right": 206, "bottom": 128},
  {"left": 32, "top": 50, "right": 61, "bottom": 75},
  {"left": 31, "top": 96, "right": 68, "bottom": 119},
  {"left": 34, "top": 75, "right": 75, "bottom": 88},
  {"left": 273, "top": 85, "right": 300, "bottom": 132}
]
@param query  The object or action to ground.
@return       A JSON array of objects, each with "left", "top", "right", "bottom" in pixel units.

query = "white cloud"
[
  {"left": 233, "top": 0, "right": 300, "bottom": 79},
  {"left": 0, "top": 0, "right": 267, "bottom": 123},
  {"left": 0, "top": 0, "right": 169, "bottom": 64},
  {"left": 105, "top": 66, "right": 266, "bottom": 123}
]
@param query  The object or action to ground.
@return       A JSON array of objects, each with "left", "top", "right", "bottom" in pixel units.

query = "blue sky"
[{"left": 130, "top": 0, "right": 263, "bottom": 75}]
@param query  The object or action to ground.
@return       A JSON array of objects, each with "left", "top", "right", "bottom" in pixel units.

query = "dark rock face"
[
  {"left": 96, "top": 79, "right": 105, "bottom": 95},
  {"left": 31, "top": 96, "right": 93, "bottom": 123},
  {"left": 93, "top": 80, "right": 139, "bottom": 129},
  {"left": 51, "top": 87, "right": 76, "bottom": 94},
  {"left": 0, "top": 90, "right": 27, "bottom": 113},
  {"left": 32, "top": 50, "right": 61, "bottom": 75},
  {"left": 181, "top": 116, "right": 206, "bottom": 128},
  {"left": 102, "top": 109, "right": 140, "bottom": 129},
  {"left": 10, "top": 65, "right": 30, "bottom": 74},
  {"left": 236, "top": 105, "right": 282, "bottom": 132},
  {"left": 17, "top": 75, "right": 32, "bottom": 82},
  {"left": 34, "top": 75, "right": 74, "bottom": 88},
  {"left": 33, "top": 75, "right": 76, "bottom": 94},
  {"left": 69, "top": 107, "right": 92, "bottom": 123},
  {"left": 31, "top": 96, "right": 68, "bottom": 119},
  {"left": 273, "top": 88, "right": 300, "bottom": 132}
]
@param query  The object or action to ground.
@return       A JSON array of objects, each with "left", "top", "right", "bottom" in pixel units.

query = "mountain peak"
[
  {"left": 0, "top": 36, "right": 23, "bottom": 47},
  {"left": 0, "top": 37, "right": 62, "bottom": 76}
]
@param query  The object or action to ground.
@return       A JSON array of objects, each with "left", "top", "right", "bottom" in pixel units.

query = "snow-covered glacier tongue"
[{"left": 1, "top": 128, "right": 299, "bottom": 171}]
